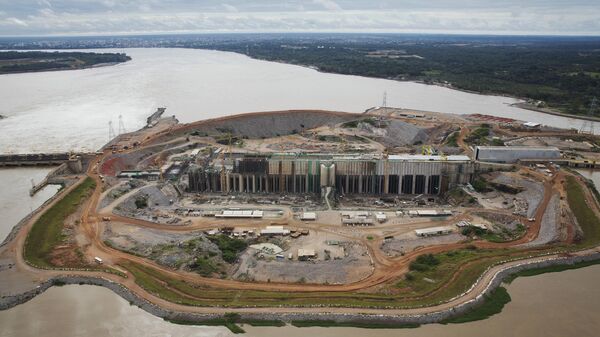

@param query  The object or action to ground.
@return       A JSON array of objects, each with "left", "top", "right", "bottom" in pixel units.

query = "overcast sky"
[{"left": 0, "top": 0, "right": 599, "bottom": 36}]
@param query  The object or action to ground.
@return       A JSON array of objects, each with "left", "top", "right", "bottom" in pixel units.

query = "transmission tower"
[
  {"left": 118, "top": 114, "right": 126, "bottom": 135},
  {"left": 580, "top": 97, "right": 598, "bottom": 134},
  {"left": 108, "top": 120, "right": 116, "bottom": 141},
  {"left": 378, "top": 91, "right": 387, "bottom": 128}
]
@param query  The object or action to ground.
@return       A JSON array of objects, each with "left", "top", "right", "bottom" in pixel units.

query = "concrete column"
[
  {"left": 253, "top": 175, "right": 257, "bottom": 193},
  {"left": 424, "top": 175, "right": 429, "bottom": 195},
  {"left": 358, "top": 175, "right": 363, "bottom": 194},
  {"left": 226, "top": 172, "right": 231, "bottom": 192},
  {"left": 239, "top": 175, "right": 244, "bottom": 192},
  {"left": 384, "top": 174, "right": 389, "bottom": 194},
  {"left": 411, "top": 175, "right": 416, "bottom": 194},
  {"left": 306, "top": 174, "right": 309, "bottom": 193}
]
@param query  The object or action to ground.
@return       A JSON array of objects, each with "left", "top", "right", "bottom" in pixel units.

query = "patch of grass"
[
  {"left": 445, "top": 131, "right": 459, "bottom": 147},
  {"left": 291, "top": 320, "right": 419, "bottom": 329},
  {"left": 465, "top": 126, "right": 490, "bottom": 145},
  {"left": 189, "top": 256, "right": 219, "bottom": 276},
  {"left": 166, "top": 317, "right": 245, "bottom": 334},
  {"left": 408, "top": 253, "right": 440, "bottom": 272},
  {"left": 482, "top": 224, "right": 526, "bottom": 243},
  {"left": 566, "top": 176, "right": 600, "bottom": 246},
  {"left": 24, "top": 177, "right": 96, "bottom": 268},
  {"left": 472, "top": 178, "right": 492, "bottom": 193},
  {"left": 209, "top": 235, "right": 248, "bottom": 263},
  {"left": 442, "top": 286, "right": 511, "bottom": 324}
]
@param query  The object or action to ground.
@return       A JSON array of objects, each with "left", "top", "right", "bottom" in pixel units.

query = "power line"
[
  {"left": 118, "top": 114, "right": 126, "bottom": 135},
  {"left": 580, "top": 97, "right": 598, "bottom": 134},
  {"left": 108, "top": 120, "right": 116, "bottom": 141}
]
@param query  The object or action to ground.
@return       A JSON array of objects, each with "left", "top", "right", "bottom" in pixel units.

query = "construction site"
[{"left": 4, "top": 106, "right": 600, "bottom": 327}]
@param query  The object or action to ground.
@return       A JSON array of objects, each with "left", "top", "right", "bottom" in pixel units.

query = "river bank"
[{"left": 2, "top": 249, "right": 600, "bottom": 330}]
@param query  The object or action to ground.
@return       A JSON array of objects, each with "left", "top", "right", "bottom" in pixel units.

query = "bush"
[
  {"left": 409, "top": 262, "right": 429, "bottom": 272},
  {"left": 209, "top": 235, "right": 248, "bottom": 264},
  {"left": 415, "top": 253, "right": 440, "bottom": 266},
  {"left": 472, "top": 179, "right": 491, "bottom": 192},
  {"left": 135, "top": 196, "right": 148, "bottom": 209}
]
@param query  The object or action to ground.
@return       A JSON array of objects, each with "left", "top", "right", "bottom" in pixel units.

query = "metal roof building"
[{"left": 475, "top": 146, "right": 560, "bottom": 163}]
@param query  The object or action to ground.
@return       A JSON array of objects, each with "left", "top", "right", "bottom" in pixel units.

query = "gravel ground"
[
  {"left": 520, "top": 194, "right": 560, "bottom": 248},
  {"left": 113, "top": 184, "right": 182, "bottom": 224},
  {"left": 102, "top": 223, "right": 218, "bottom": 268},
  {"left": 493, "top": 173, "right": 544, "bottom": 218},
  {"left": 233, "top": 241, "right": 371, "bottom": 284},
  {"left": 381, "top": 233, "right": 465, "bottom": 256},
  {"left": 361, "top": 119, "right": 428, "bottom": 147}
]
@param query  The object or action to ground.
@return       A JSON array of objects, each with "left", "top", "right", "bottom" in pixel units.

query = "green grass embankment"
[
  {"left": 24, "top": 177, "right": 96, "bottom": 268},
  {"left": 566, "top": 175, "right": 600, "bottom": 247},
  {"left": 113, "top": 174, "right": 600, "bottom": 323},
  {"left": 166, "top": 313, "right": 284, "bottom": 333},
  {"left": 441, "top": 286, "right": 511, "bottom": 324}
]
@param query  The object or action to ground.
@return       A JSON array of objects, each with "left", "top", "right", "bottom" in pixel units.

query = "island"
[
  {"left": 1, "top": 108, "right": 600, "bottom": 332},
  {"left": 0, "top": 51, "right": 131, "bottom": 74}
]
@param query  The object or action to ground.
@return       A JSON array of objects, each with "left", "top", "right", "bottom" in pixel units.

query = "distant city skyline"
[{"left": 0, "top": 0, "right": 599, "bottom": 36}]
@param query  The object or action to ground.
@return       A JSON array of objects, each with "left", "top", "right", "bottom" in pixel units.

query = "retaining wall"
[{"left": 2, "top": 252, "right": 599, "bottom": 325}]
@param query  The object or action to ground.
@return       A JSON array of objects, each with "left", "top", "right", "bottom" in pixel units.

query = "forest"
[
  {"left": 0, "top": 51, "right": 130, "bottom": 74},
  {"left": 203, "top": 35, "right": 600, "bottom": 115}
]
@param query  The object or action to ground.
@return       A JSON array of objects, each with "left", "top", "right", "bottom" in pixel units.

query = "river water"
[
  {"left": 0, "top": 48, "right": 592, "bottom": 154},
  {"left": 0, "top": 48, "right": 599, "bottom": 336},
  {"left": 1, "top": 264, "right": 599, "bottom": 337},
  {"left": 0, "top": 168, "right": 60, "bottom": 241}
]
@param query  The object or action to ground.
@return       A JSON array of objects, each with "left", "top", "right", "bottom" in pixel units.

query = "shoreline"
[
  {"left": 1, "top": 109, "right": 600, "bottom": 328},
  {"left": 2, "top": 251, "right": 599, "bottom": 327},
  {"left": 511, "top": 102, "right": 600, "bottom": 122},
  {"left": 0, "top": 60, "right": 130, "bottom": 76},
  {"left": 238, "top": 52, "right": 599, "bottom": 123}
]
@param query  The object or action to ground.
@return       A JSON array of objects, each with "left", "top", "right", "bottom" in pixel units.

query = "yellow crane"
[{"left": 421, "top": 145, "right": 433, "bottom": 155}]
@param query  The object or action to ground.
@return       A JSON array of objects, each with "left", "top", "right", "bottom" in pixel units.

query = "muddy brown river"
[
  {"left": 0, "top": 264, "right": 598, "bottom": 337},
  {"left": 0, "top": 49, "right": 599, "bottom": 336}
]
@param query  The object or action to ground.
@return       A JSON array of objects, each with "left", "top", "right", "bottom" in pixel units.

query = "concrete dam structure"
[
  {"left": 0, "top": 153, "right": 72, "bottom": 167},
  {"left": 188, "top": 153, "right": 474, "bottom": 195}
]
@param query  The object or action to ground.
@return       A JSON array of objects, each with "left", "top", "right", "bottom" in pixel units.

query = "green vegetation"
[
  {"left": 189, "top": 256, "right": 219, "bottom": 276},
  {"left": 106, "top": 173, "right": 600, "bottom": 319},
  {"left": 207, "top": 36, "right": 600, "bottom": 116},
  {"left": 445, "top": 131, "right": 459, "bottom": 147},
  {"left": 465, "top": 125, "right": 491, "bottom": 145},
  {"left": 482, "top": 224, "right": 526, "bottom": 243},
  {"left": 167, "top": 314, "right": 245, "bottom": 333},
  {"left": 134, "top": 195, "right": 148, "bottom": 209},
  {"left": 409, "top": 253, "right": 440, "bottom": 272},
  {"left": 119, "top": 249, "right": 520, "bottom": 309},
  {"left": 167, "top": 313, "right": 285, "bottom": 332},
  {"left": 442, "top": 287, "right": 511, "bottom": 324},
  {"left": 396, "top": 249, "right": 506, "bottom": 295},
  {"left": 0, "top": 51, "right": 130, "bottom": 74},
  {"left": 208, "top": 235, "right": 248, "bottom": 263},
  {"left": 291, "top": 320, "right": 419, "bottom": 329},
  {"left": 566, "top": 176, "right": 600, "bottom": 246},
  {"left": 24, "top": 178, "right": 96, "bottom": 268},
  {"left": 472, "top": 178, "right": 492, "bottom": 192},
  {"left": 446, "top": 187, "right": 477, "bottom": 206}
]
